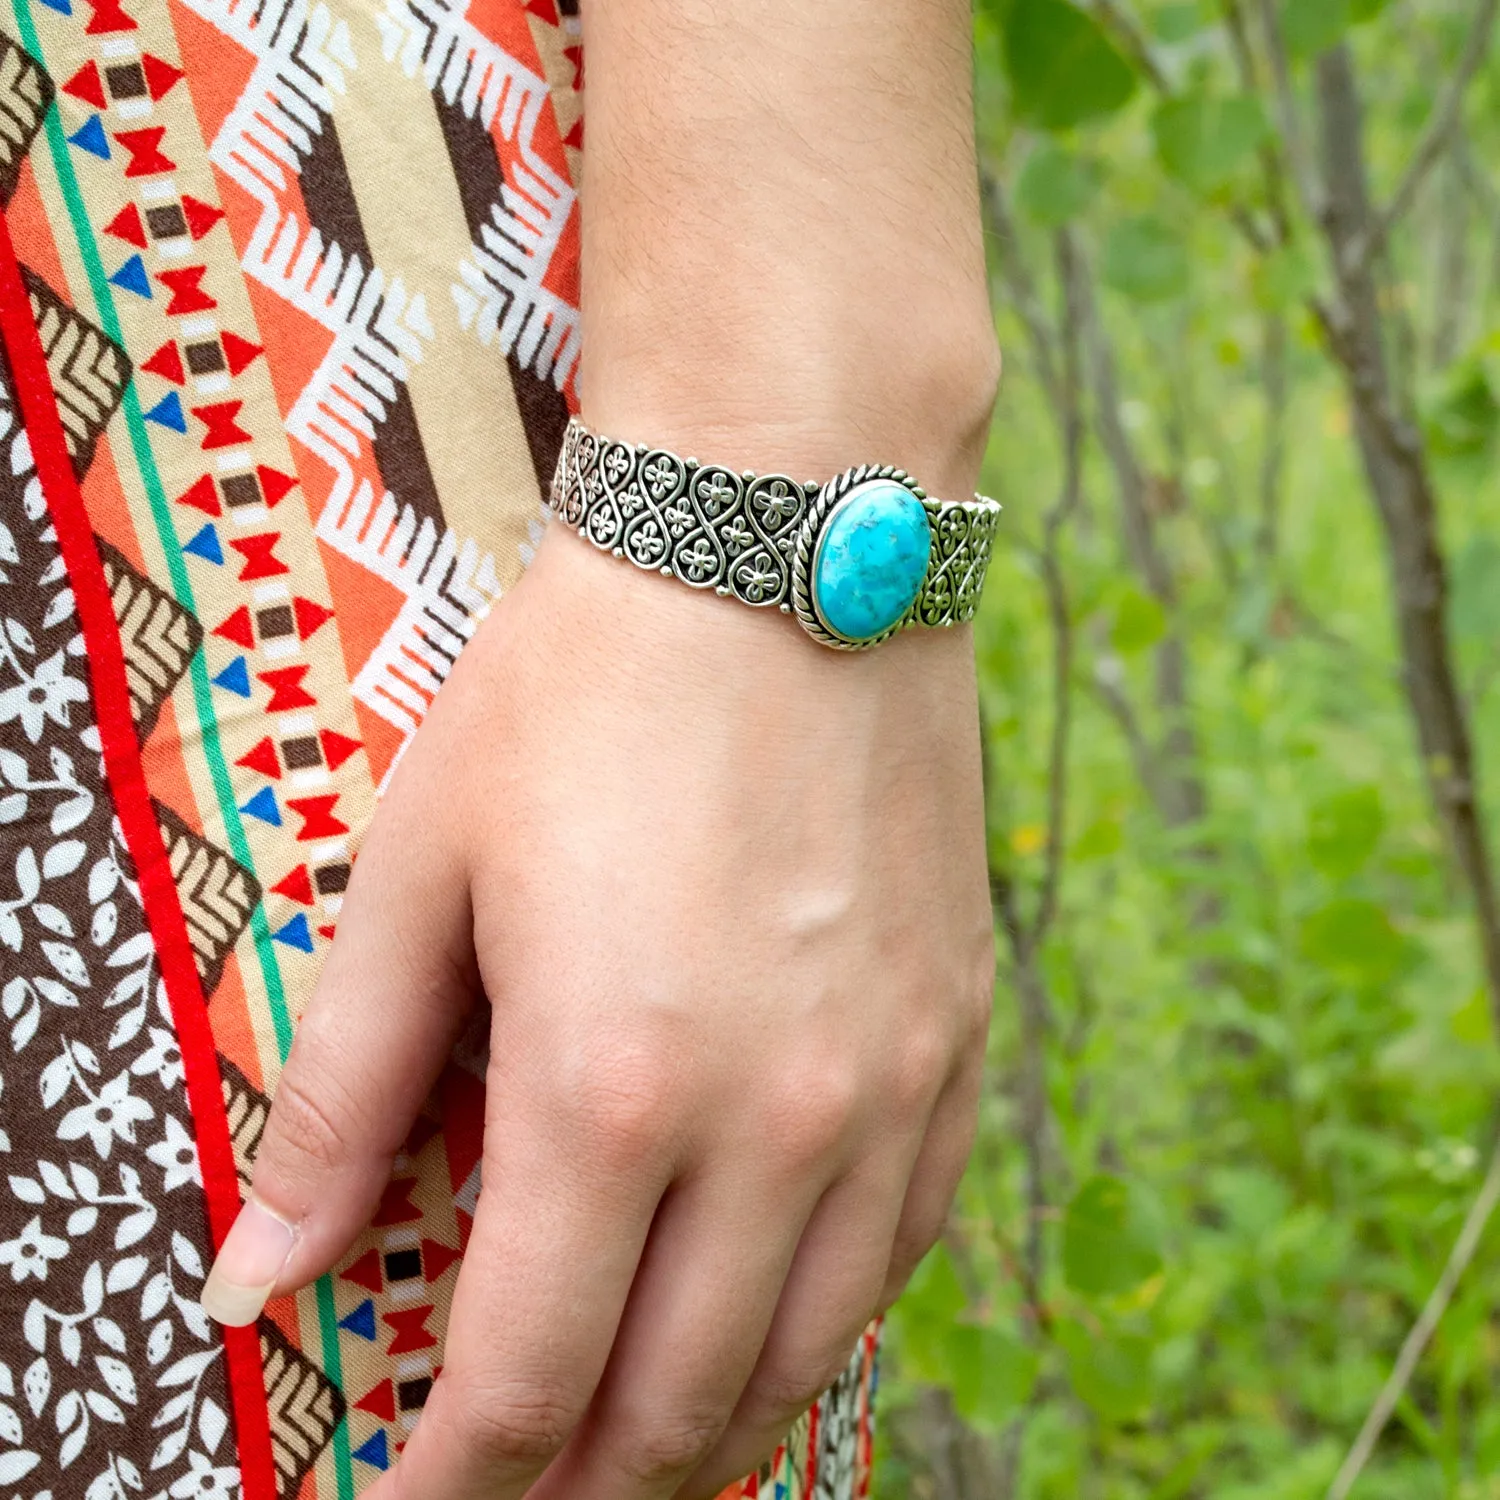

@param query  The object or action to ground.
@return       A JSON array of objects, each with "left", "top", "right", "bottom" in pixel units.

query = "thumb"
[{"left": 201, "top": 785, "right": 477, "bottom": 1327}]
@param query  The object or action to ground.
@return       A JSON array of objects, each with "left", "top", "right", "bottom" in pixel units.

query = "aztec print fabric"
[{"left": 0, "top": 0, "right": 880, "bottom": 1496}]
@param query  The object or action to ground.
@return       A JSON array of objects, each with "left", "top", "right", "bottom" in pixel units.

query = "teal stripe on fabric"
[
  {"left": 11, "top": 4, "right": 354, "bottom": 1490},
  {"left": 315, "top": 1275, "right": 352, "bottom": 1487}
]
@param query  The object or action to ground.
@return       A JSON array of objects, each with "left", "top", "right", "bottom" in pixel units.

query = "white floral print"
[
  {"left": 0, "top": 647, "right": 87, "bottom": 743},
  {"left": 0, "top": 1215, "right": 68, "bottom": 1282},
  {"left": 130, "top": 1029, "right": 184, "bottom": 1093},
  {"left": 57, "top": 1071, "right": 154, "bottom": 1161},
  {"left": 145, "top": 1118, "right": 201, "bottom": 1194},
  {"left": 168, "top": 1449, "right": 241, "bottom": 1499}
]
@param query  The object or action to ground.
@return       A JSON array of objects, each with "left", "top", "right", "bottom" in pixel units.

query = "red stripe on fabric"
[
  {"left": 856, "top": 1327, "right": 877, "bottom": 1498},
  {"left": 805, "top": 1393, "right": 820, "bottom": 1491},
  {"left": 0, "top": 208, "right": 279, "bottom": 1500}
]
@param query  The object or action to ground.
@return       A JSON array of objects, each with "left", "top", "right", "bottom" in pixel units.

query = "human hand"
[{"left": 200, "top": 522, "right": 994, "bottom": 1499}]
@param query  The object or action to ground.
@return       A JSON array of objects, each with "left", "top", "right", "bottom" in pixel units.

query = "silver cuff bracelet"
[{"left": 548, "top": 417, "right": 1001, "bottom": 650}]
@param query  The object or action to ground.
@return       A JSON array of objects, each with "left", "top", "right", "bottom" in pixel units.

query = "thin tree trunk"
[
  {"left": 1313, "top": 44, "right": 1500, "bottom": 1026},
  {"left": 1079, "top": 279, "right": 1206, "bottom": 831}
]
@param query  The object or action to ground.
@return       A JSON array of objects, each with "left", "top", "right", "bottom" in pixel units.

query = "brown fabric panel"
[{"left": 0, "top": 332, "right": 240, "bottom": 1498}]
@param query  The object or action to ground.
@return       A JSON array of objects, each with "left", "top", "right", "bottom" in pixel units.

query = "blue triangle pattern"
[
  {"left": 239, "top": 786, "right": 281, "bottom": 827},
  {"left": 143, "top": 391, "right": 186, "bottom": 433},
  {"left": 211, "top": 656, "right": 250, "bottom": 698},
  {"left": 66, "top": 114, "right": 108, "bottom": 159},
  {"left": 272, "top": 913, "right": 313, "bottom": 952},
  {"left": 37, "top": 0, "right": 72, "bottom": 13},
  {"left": 338, "top": 1299, "right": 377, "bottom": 1341},
  {"left": 182, "top": 523, "right": 222, "bottom": 565},
  {"left": 352, "top": 1430, "right": 389, "bottom": 1471},
  {"left": 107, "top": 254, "right": 151, "bottom": 299}
]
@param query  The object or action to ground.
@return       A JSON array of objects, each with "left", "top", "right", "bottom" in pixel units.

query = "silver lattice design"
[{"left": 549, "top": 417, "right": 1002, "bottom": 648}]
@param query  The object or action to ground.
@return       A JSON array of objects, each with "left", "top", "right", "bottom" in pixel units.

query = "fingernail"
[{"left": 201, "top": 1198, "right": 296, "bottom": 1327}]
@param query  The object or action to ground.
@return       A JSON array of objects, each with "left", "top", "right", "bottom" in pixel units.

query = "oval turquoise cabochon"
[{"left": 812, "top": 481, "right": 933, "bottom": 642}]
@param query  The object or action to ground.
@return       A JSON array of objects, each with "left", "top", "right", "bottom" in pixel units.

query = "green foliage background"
[{"left": 876, "top": 0, "right": 1500, "bottom": 1495}]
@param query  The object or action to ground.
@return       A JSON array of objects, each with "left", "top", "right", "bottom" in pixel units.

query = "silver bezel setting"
[{"left": 791, "top": 467, "right": 930, "bottom": 651}]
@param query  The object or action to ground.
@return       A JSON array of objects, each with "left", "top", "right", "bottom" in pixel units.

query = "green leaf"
[
  {"left": 1425, "top": 363, "right": 1499, "bottom": 457},
  {"left": 1110, "top": 587, "right": 1167, "bottom": 654},
  {"left": 1282, "top": 0, "right": 1351, "bottom": 58},
  {"left": 1057, "top": 1320, "right": 1154, "bottom": 1421},
  {"left": 948, "top": 1325, "right": 1039, "bottom": 1427},
  {"left": 900, "top": 1242, "right": 968, "bottom": 1325},
  {"left": 1151, "top": 93, "right": 1269, "bottom": 195},
  {"left": 1016, "top": 143, "right": 1104, "bottom": 227},
  {"left": 1062, "top": 1174, "right": 1165, "bottom": 1297},
  {"left": 1073, "top": 816, "right": 1124, "bottom": 861},
  {"left": 1003, "top": 0, "right": 1137, "bottom": 131},
  {"left": 1307, "top": 785, "right": 1384, "bottom": 879},
  {"left": 1349, "top": 0, "right": 1392, "bottom": 19},
  {"left": 891, "top": 1242, "right": 969, "bottom": 1379},
  {"left": 1300, "top": 898, "right": 1407, "bottom": 984},
  {"left": 1102, "top": 216, "right": 1190, "bottom": 303},
  {"left": 1452, "top": 987, "right": 1493, "bottom": 1046}
]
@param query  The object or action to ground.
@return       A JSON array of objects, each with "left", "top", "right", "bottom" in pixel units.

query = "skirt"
[{"left": 0, "top": 0, "right": 879, "bottom": 1493}]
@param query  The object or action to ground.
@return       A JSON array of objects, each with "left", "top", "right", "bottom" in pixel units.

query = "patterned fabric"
[{"left": 0, "top": 0, "right": 880, "bottom": 1496}]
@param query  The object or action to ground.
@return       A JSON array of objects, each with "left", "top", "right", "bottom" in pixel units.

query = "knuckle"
[
  {"left": 568, "top": 1059, "right": 677, "bottom": 1171},
  {"left": 615, "top": 1410, "right": 726, "bottom": 1485},
  {"left": 762, "top": 1064, "right": 860, "bottom": 1167},
  {"left": 262, "top": 1065, "right": 363, "bottom": 1180},
  {"left": 452, "top": 1381, "right": 575, "bottom": 1469}
]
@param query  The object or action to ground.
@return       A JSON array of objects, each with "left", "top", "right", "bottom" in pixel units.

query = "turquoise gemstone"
[{"left": 812, "top": 481, "right": 932, "bottom": 642}]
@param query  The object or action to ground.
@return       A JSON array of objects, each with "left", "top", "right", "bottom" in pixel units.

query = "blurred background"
[{"left": 876, "top": 1, "right": 1500, "bottom": 1495}]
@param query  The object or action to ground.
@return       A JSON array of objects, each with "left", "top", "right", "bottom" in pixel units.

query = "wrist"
[{"left": 578, "top": 328, "right": 1000, "bottom": 509}]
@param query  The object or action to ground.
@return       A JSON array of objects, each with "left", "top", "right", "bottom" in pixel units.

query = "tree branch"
[
  {"left": 1075, "top": 254, "right": 1208, "bottom": 830},
  {"left": 1312, "top": 40, "right": 1500, "bottom": 1027},
  {"left": 1224, "top": 0, "right": 1293, "bottom": 244},
  {"left": 1251, "top": 0, "right": 1325, "bottom": 225},
  {"left": 1350, "top": 0, "right": 1499, "bottom": 277},
  {"left": 1088, "top": 0, "right": 1171, "bottom": 92},
  {"left": 1077, "top": 275, "right": 1175, "bottom": 606},
  {"left": 984, "top": 225, "right": 1087, "bottom": 1482},
  {"left": 1327, "top": 1134, "right": 1500, "bottom": 1500},
  {"left": 1092, "top": 651, "right": 1177, "bottom": 822},
  {"left": 1027, "top": 228, "right": 1087, "bottom": 953}
]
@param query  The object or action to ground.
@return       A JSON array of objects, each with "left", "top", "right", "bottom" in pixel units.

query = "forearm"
[{"left": 579, "top": 0, "right": 998, "bottom": 503}]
